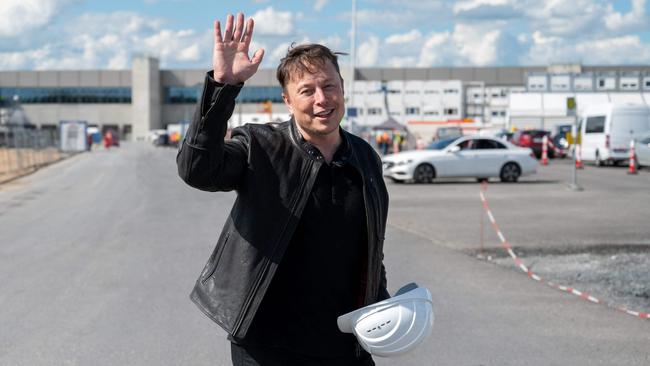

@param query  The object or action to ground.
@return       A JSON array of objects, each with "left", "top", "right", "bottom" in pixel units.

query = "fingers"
[
  {"left": 241, "top": 18, "right": 254, "bottom": 49},
  {"left": 214, "top": 20, "right": 222, "bottom": 43},
  {"left": 233, "top": 13, "right": 245, "bottom": 42},
  {"left": 223, "top": 14, "right": 234, "bottom": 41},
  {"left": 251, "top": 48, "right": 265, "bottom": 66}
]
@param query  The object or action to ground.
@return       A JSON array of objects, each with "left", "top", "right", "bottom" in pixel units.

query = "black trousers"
[{"left": 230, "top": 343, "right": 375, "bottom": 366}]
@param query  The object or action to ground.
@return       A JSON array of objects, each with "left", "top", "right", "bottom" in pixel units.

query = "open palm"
[{"left": 213, "top": 13, "right": 265, "bottom": 85}]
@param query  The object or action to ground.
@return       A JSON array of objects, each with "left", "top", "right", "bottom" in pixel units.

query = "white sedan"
[{"left": 382, "top": 135, "right": 538, "bottom": 183}]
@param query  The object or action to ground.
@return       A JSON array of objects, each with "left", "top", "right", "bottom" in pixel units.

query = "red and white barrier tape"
[{"left": 478, "top": 183, "right": 649, "bottom": 320}]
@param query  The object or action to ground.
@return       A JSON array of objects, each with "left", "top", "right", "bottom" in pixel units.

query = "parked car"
[
  {"left": 382, "top": 135, "right": 538, "bottom": 183},
  {"left": 493, "top": 129, "right": 514, "bottom": 142},
  {"left": 578, "top": 103, "right": 650, "bottom": 166},
  {"left": 511, "top": 129, "right": 554, "bottom": 159},
  {"left": 434, "top": 127, "right": 463, "bottom": 141},
  {"left": 635, "top": 133, "right": 650, "bottom": 168},
  {"left": 426, "top": 137, "right": 457, "bottom": 150}
]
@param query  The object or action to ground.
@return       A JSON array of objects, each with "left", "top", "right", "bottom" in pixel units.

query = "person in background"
[{"left": 103, "top": 130, "right": 113, "bottom": 149}]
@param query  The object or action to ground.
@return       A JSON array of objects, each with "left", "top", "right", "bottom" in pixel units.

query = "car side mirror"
[{"left": 448, "top": 145, "right": 461, "bottom": 153}]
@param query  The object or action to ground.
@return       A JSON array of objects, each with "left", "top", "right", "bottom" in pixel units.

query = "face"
[{"left": 282, "top": 60, "right": 345, "bottom": 143}]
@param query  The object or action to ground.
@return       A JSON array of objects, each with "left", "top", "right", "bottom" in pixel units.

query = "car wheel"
[
  {"left": 595, "top": 151, "right": 604, "bottom": 166},
  {"left": 500, "top": 162, "right": 520, "bottom": 183},
  {"left": 413, "top": 164, "right": 435, "bottom": 183}
]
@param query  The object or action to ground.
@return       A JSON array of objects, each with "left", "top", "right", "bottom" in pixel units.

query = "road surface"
[{"left": 0, "top": 143, "right": 648, "bottom": 365}]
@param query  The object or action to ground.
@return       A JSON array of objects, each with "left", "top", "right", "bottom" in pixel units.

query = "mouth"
[{"left": 313, "top": 108, "right": 335, "bottom": 118}]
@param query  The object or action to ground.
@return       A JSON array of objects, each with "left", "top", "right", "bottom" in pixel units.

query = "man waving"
[{"left": 177, "top": 13, "right": 390, "bottom": 366}]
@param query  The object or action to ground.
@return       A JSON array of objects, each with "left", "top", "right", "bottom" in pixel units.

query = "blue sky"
[{"left": 0, "top": 0, "right": 649, "bottom": 70}]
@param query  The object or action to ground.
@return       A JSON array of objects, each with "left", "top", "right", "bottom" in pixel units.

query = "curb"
[{"left": 478, "top": 182, "right": 649, "bottom": 320}]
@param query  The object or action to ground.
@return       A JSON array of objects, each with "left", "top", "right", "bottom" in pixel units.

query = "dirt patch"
[{"left": 471, "top": 244, "right": 650, "bottom": 314}]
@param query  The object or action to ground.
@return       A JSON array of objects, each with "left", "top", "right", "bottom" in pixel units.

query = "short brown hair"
[{"left": 276, "top": 43, "right": 346, "bottom": 90}]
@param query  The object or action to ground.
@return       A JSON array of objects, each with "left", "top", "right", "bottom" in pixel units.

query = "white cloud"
[
  {"left": 107, "top": 52, "right": 129, "bottom": 69},
  {"left": 385, "top": 30, "right": 422, "bottom": 45},
  {"left": 453, "top": 23, "right": 502, "bottom": 65},
  {"left": 605, "top": 0, "right": 648, "bottom": 32},
  {"left": 0, "top": 49, "right": 43, "bottom": 69},
  {"left": 453, "top": 0, "right": 521, "bottom": 19},
  {"left": 178, "top": 44, "right": 201, "bottom": 62},
  {"left": 265, "top": 37, "right": 310, "bottom": 68},
  {"left": 270, "top": 42, "right": 292, "bottom": 63},
  {"left": 357, "top": 36, "right": 379, "bottom": 66},
  {"left": 318, "top": 35, "right": 344, "bottom": 50},
  {"left": 525, "top": 0, "right": 606, "bottom": 37},
  {"left": 523, "top": 32, "right": 650, "bottom": 65},
  {"left": 314, "top": 0, "right": 328, "bottom": 12},
  {"left": 0, "top": 0, "right": 72, "bottom": 37},
  {"left": 0, "top": 10, "right": 213, "bottom": 70},
  {"left": 251, "top": 6, "right": 294, "bottom": 36},
  {"left": 417, "top": 32, "right": 453, "bottom": 66},
  {"left": 354, "top": 10, "right": 430, "bottom": 29},
  {"left": 454, "top": 0, "right": 509, "bottom": 12}
]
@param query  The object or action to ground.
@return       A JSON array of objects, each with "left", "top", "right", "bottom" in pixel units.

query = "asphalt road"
[{"left": 0, "top": 143, "right": 648, "bottom": 366}]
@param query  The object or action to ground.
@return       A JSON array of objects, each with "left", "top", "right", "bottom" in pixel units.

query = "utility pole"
[
  {"left": 347, "top": 0, "right": 357, "bottom": 130},
  {"left": 567, "top": 97, "right": 583, "bottom": 191}
]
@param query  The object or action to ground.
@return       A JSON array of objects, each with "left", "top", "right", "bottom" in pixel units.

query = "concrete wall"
[
  {"left": 132, "top": 57, "right": 161, "bottom": 140},
  {"left": 0, "top": 70, "right": 130, "bottom": 87},
  {"left": 22, "top": 104, "right": 132, "bottom": 128}
]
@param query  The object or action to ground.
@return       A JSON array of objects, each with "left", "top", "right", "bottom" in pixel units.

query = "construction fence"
[{"left": 0, "top": 126, "right": 67, "bottom": 183}]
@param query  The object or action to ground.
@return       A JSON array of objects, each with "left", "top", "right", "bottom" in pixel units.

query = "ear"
[
  {"left": 340, "top": 77, "right": 345, "bottom": 96},
  {"left": 282, "top": 92, "right": 293, "bottom": 114}
]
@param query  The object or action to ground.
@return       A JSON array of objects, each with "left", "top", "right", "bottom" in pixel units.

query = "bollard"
[
  {"left": 575, "top": 144, "right": 583, "bottom": 169},
  {"left": 541, "top": 135, "right": 549, "bottom": 166},
  {"left": 628, "top": 139, "right": 637, "bottom": 175}
]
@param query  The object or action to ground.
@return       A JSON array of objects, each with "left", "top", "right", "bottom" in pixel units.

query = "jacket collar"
[{"left": 288, "top": 116, "right": 353, "bottom": 165}]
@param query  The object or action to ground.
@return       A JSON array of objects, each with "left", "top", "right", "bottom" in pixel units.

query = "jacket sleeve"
[{"left": 177, "top": 71, "right": 249, "bottom": 192}]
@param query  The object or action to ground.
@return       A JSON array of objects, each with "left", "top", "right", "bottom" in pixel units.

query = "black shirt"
[{"left": 240, "top": 141, "right": 368, "bottom": 358}]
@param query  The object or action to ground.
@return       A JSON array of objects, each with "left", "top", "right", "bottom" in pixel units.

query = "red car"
[{"left": 511, "top": 130, "right": 555, "bottom": 159}]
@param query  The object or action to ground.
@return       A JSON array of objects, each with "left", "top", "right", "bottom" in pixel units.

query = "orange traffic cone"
[
  {"left": 628, "top": 139, "right": 637, "bottom": 175},
  {"left": 541, "top": 135, "right": 549, "bottom": 166},
  {"left": 575, "top": 144, "right": 583, "bottom": 169}
]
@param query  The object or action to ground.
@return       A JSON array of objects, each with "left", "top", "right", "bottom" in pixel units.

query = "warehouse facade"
[{"left": 1, "top": 56, "right": 649, "bottom": 141}]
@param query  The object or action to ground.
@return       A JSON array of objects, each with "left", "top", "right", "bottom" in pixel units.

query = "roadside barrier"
[
  {"left": 575, "top": 144, "right": 583, "bottom": 169},
  {"left": 541, "top": 135, "right": 549, "bottom": 165},
  {"left": 628, "top": 139, "right": 637, "bottom": 175},
  {"left": 0, "top": 126, "right": 62, "bottom": 183},
  {"left": 479, "top": 182, "right": 649, "bottom": 320}
]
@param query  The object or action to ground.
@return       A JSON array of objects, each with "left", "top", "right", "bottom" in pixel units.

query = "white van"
[{"left": 579, "top": 104, "right": 650, "bottom": 166}]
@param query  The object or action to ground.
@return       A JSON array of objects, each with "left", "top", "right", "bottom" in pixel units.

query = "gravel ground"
[{"left": 472, "top": 245, "right": 650, "bottom": 314}]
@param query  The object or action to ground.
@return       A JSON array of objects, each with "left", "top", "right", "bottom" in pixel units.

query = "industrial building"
[{"left": 1, "top": 56, "right": 649, "bottom": 142}]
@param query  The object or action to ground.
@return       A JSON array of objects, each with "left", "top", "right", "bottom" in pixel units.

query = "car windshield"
[{"left": 427, "top": 138, "right": 457, "bottom": 150}]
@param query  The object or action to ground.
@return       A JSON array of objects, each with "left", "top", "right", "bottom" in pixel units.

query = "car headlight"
[{"left": 395, "top": 159, "right": 413, "bottom": 166}]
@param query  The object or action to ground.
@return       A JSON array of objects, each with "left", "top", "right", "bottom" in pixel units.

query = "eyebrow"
[{"left": 296, "top": 77, "right": 337, "bottom": 89}]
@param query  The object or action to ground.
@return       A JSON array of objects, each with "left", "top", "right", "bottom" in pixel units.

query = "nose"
[{"left": 314, "top": 87, "right": 326, "bottom": 105}]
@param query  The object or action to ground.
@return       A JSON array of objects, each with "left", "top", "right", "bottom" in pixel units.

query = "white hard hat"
[{"left": 337, "top": 283, "right": 434, "bottom": 357}]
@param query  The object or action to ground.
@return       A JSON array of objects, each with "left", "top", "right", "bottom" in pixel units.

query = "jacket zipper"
[
  {"left": 361, "top": 175, "right": 375, "bottom": 305},
  {"left": 231, "top": 159, "right": 318, "bottom": 335}
]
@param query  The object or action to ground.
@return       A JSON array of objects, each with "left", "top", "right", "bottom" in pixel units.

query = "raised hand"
[{"left": 213, "top": 13, "right": 265, "bottom": 85}]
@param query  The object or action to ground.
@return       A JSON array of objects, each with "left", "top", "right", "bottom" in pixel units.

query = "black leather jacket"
[{"left": 177, "top": 73, "right": 390, "bottom": 339}]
